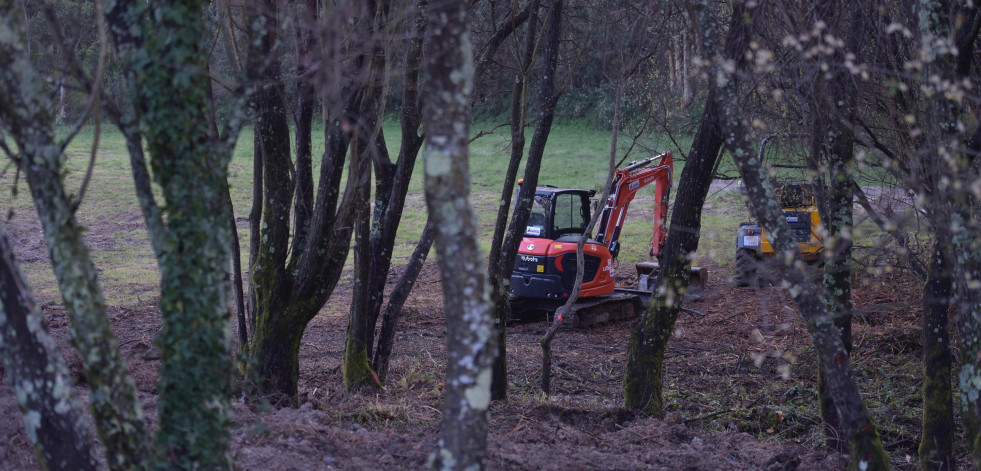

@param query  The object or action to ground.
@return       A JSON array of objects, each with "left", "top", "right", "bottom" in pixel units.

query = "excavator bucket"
[{"left": 634, "top": 262, "right": 708, "bottom": 298}]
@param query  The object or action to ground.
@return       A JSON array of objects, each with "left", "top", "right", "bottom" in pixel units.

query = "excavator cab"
[
  {"left": 512, "top": 188, "right": 611, "bottom": 304},
  {"left": 523, "top": 189, "right": 595, "bottom": 240}
]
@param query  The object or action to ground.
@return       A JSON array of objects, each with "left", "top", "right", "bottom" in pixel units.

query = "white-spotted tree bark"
[
  {"left": 0, "top": 220, "right": 98, "bottom": 471},
  {"left": 422, "top": 1, "right": 496, "bottom": 468},
  {"left": 709, "top": 2, "right": 890, "bottom": 468},
  {"left": 0, "top": 2, "right": 151, "bottom": 468}
]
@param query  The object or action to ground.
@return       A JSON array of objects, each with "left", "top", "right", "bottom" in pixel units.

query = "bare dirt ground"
[{"left": 0, "top": 208, "right": 951, "bottom": 470}]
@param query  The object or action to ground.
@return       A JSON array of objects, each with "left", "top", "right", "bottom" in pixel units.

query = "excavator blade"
[{"left": 634, "top": 262, "right": 709, "bottom": 298}]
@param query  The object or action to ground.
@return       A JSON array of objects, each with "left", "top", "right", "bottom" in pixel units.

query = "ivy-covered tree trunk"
[
  {"left": 490, "top": 0, "right": 561, "bottom": 401},
  {"left": 0, "top": 3, "right": 150, "bottom": 468},
  {"left": 0, "top": 220, "right": 98, "bottom": 471},
  {"left": 106, "top": 0, "right": 243, "bottom": 467},
  {"left": 710, "top": 3, "right": 889, "bottom": 468},
  {"left": 422, "top": 2, "right": 496, "bottom": 469},
  {"left": 622, "top": 0, "right": 750, "bottom": 415}
]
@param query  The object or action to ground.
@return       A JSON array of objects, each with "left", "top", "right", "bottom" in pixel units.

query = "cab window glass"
[
  {"left": 525, "top": 195, "right": 549, "bottom": 237},
  {"left": 554, "top": 193, "right": 586, "bottom": 235}
]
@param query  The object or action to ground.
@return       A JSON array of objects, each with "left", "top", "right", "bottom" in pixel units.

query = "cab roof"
[{"left": 533, "top": 186, "right": 596, "bottom": 197}]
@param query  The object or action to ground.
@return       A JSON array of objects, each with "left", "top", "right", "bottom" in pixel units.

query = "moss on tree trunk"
[
  {"left": 0, "top": 220, "right": 99, "bottom": 471},
  {"left": 246, "top": 306, "right": 307, "bottom": 400},
  {"left": 107, "top": 1, "right": 240, "bottom": 465},
  {"left": 623, "top": 308, "right": 670, "bottom": 415},
  {"left": 344, "top": 182, "right": 379, "bottom": 391},
  {"left": 623, "top": 0, "right": 747, "bottom": 414},
  {"left": 919, "top": 242, "right": 955, "bottom": 470},
  {"left": 0, "top": 4, "right": 150, "bottom": 467}
]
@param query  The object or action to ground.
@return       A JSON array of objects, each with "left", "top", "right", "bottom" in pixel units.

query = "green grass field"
[{"left": 1, "top": 121, "right": 757, "bottom": 306}]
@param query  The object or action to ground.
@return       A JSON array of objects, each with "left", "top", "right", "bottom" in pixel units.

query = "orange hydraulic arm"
[{"left": 595, "top": 151, "right": 673, "bottom": 259}]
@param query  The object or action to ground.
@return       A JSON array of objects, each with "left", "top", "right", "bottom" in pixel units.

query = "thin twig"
[
  {"left": 681, "top": 307, "right": 707, "bottom": 317},
  {"left": 683, "top": 408, "right": 736, "bottom": 425},
  {"left": 468, "top": 121, "right": 510, "bottom": 143},
  {"left": 221, "top": 0, "right": 244, "bottom": 72}
]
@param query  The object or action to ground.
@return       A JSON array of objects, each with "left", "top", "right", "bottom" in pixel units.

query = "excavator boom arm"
[{"left": 595, "top": 151, "right": 673, "bottom": 259}]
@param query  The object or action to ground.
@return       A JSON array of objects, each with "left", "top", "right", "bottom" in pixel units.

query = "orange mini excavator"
[{"left": 509, "top": 151, "right": 705, "bottom": 327}]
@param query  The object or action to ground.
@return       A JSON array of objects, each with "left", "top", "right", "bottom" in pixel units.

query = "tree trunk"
[
  {"left": 920, "top": 241, "right": 955, "bottom": 471},
  {"left": 811, "top": 0, "right": 861, "bottom": 452},
  {"left": 0, "top": 220, "right": 98, "bottom": 471},
  {"left": 247, "top": 304, "right": 307, "bottom": 401},
  {"left": 681, "top": 27, "right": 691, "bottom": 106},
  {"left": 248, "top": 130, "right": 264, "bottom": 334},
  {"left": 709, "top": 3, "right": 889, "bottom": 468},
  {"left": 0, "top": 4, "right": 150, "bottom": 468},
  {"left": 245, "top": 0, "right": 299, "bottom": 400},
  {"left": 107, "top": 1, "right": 241, "bottom": 466},
  {"left": 422, "top": 2, "right": 495, "bottom": 469},
  {"left": 670, "top": 36, "right": 678, "bottom": 90},
  {"left": 487, "top": 0, "right": 541, "bottom": 401},
  {"left": 239, "top": 0, "right": 371, "bottom": 401},
  {"left": 353, "top": 0, "right": 425, "bottom": 387},
  {"left": 623, "top": 0, "right": 749, "bottom": 415},
  {"left": 230, "top": 192, "right": 248, "bottom": 346},
  {"left": 291, "top": 0, "right": 317, "bottom": 258},
  {"left": 21, "top": 112, "right": 153, "bottom": 471},
  {"left": 344, "top": 135, "right": 377, "bottom": 391},
  {"left": 950, "top": 205, "right": 981, "bottom": 467},
  {"left": 490, "top": 0, "right": 561, "bottom": 402},
  {"left": 374, "top": 218, "right": 435, "bottom": 382},
  {"left": 245, "top": 126, "right": 359, "bottom": 400},
  {"left": 915, "top": 2, "right": 981, "bottom": 462}
]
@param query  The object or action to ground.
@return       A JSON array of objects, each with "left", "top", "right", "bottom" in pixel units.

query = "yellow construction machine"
[{"left": 734, "top": 134, "right": 823, "bottom": 286}]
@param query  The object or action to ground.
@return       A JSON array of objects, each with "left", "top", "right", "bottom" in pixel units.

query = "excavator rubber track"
[
  {"left": 508, "top": 261, "right": 709, "bottom": 329},
  {"left": 509, "top": 292, "right": 646, "bottom": 328},
  {"left": 556, "top": 292, "right": 645, "bottom": 328}
]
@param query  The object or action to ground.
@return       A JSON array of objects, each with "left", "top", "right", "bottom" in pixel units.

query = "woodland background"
[{"left": 0, "top": 1, "right": 979, "bottom": 470}]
